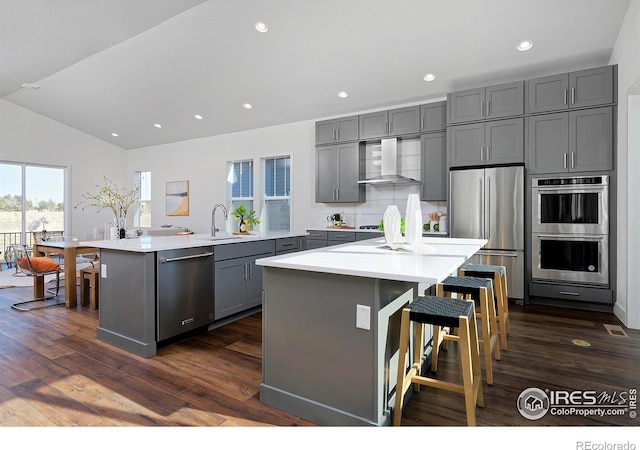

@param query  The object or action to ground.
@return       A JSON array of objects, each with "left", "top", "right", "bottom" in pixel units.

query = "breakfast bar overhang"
[{"left": 256, "top": 237, "right": 486, "bottom": 426}]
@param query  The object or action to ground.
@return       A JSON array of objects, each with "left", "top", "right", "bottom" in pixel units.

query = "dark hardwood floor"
[{"left": 0, "top": 282, "right": 638, "bottom": 428}]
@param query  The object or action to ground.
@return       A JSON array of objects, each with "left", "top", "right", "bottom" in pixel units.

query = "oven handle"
[
  {"left": 536, "top": 234, "right": 605, "bottom": 242},
  {"left": 533, "top": 185, "right": 607, "bottom": 193}
]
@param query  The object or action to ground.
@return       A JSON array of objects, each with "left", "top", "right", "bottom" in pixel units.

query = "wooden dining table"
[{"left": 33, "top": 240, "right": 99, "bottom": 308}]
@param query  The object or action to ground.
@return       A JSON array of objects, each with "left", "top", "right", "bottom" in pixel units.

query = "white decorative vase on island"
[
  {"left": 383, "top": 205, "right": 402, "bottom": 247},
  {"left": 404, "top": 194, "right": 422, "bottom": 245}
]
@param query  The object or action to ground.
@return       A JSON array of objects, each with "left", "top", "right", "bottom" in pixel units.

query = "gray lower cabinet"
[
  {"left": 420, "top": 132, "right": 447, "bottom": 201},
  {"left": 449, "top": 118, "right": 524, "bottom": 167},
  {"left": 214, "top": 240, "right": 275, "bottom": 320},
  {"left": 275, "top": 236, "right": 306, "bottom": 255},
  {"left": 448, "top": 81, "right": 524, "bottom": 124},
  {"left": 316, "top": 142, "right": 365, "bottom": 203},
  {"left": 315, "top": 116, "right": 359, "bottom": 145},
  {"left": 355, "top": 231, "right": 383, "bottom": 240},
  {"left": 306, "top": 230, "right": 358, "bottom": 248},
  {"left": 528, "top": 106, "right": 613, "bottom": 174},
  {"left": 526, "top": 65, "right": 614, "bottom": 114}
]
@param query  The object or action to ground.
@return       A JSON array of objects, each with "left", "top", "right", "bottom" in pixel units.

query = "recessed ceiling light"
[
  {"left": 337, "top": 91, "right": 348, "bottom": 98},
  {"left": 111, "top": 133, "right": 119, "bottom": 137},
  {"left": 194, "top": 114, "right": 203, "bottom": 120},
  {"left": 517, "top": 40, "right": 533, "bottom": 51},
  {"left": 154, "top": 123, "right": 162, "bottom": 128},
  {"left": 21, "top": 83, "right": 40, "bottom": 89},
  {"left": 255, "top": 22, "right": 268, "bottom": 33},
  {"left": 423, "top": 73, "right": 436, "bottom": 82},
  {"left": 243, "top": 103, "right": 253, "bottom": 109}
]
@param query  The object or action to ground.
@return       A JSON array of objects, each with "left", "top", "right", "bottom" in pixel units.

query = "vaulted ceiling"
[{"left": 0, "top": 0, "right": 631, "bottom": 150}]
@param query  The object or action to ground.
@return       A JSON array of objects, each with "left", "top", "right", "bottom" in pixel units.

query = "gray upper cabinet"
[
  {"left": 420, "top": 132, "right": 447, "bottom": 201},
  {"left": 449, "top": 118, "right": 524, "bottom": 167},
  {"left": 315, "top": 116, "right": 359, "bottom": 145},
  {"left": 359, "top": 106, "right": 420, "bottom": 140},
  {"left": 358, "top": 111, "right": 389, "bottom": 140},
  {"left": 315, "top": 142, "right": 365, "bottom": 203},
  {"left": 527, "top": 65, "right": 614, "bottom": 114},
  {"left": 528, "top": 106, "right": 613, "bottom": 174},
  {"left": 420, "top": 101, "right": 447, "bottom": 133},
  {"left": 448, "top": 81, "right": 524, "bottom": 124}
]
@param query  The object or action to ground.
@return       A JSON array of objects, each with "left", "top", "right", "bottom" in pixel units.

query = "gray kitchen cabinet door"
[
  {"left": 420, "top": 132, "right": 447, "bottom": 201},
  {"left": 569, "top": 107, "right": 613, "bottom": 172},
  {"left": 449, "top": 122, "right": 485, "bottom": 167},
  {"left": 485, "top": 118, "right": 524, "bottom": 165},
  {"left": 306, "top": 239, "right": 327, "bottom": 249},
  {"left": 569, "top": 66, "right": 614, "bottom": 109},
  {"left": 336, "top": 116, "right": 359, "bottom": 142},
  {"left": 485, "top": 81, "right": 524, "bottom": 119},
  {"left": 388, "top": 106, "right": 420, "bottom": 136},
  {"left": 336, "top": 142, "right": 364, "bottom": 202},
  {"left": 359, "top": 111, "right": 388, "bottom": 140},
  {"left": 420, "top": 101, "right": 447, "bottom": 132},
  {"left": 527, "top": 112, "right": 569, "bottom": 174},
  {"left": 527, "top": 73, "right": 569, "bottom": 114},
  {"left": 448, "top": 87, "right": 485, "bottom": 124},
  {"left": 214, "top": 258, "right": 246, "bottom": 319},
  {"left": 315, "top": 116, "right": 359, "bottom": 144},
  {"left": 316, "top": 119, "right": 337, "bottom": 145},
  {"left": 245, "top": 256, "right": 267, "bottom": 309},
  {"left": 316, "top": 146, "right": 338, "bottom": 202}
]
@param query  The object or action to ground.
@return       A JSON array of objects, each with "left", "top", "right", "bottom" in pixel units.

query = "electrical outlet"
[
  {"left": 101, "top": 263, "right": 107, "bottom": 279},
  {"left": 356, "top": 304, "right": 371, "bottom": 330}
]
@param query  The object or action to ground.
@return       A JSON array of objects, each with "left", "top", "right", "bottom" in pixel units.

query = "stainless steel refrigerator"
[{"left": 450, "top": 165, "right": 524, "bottom": 300}]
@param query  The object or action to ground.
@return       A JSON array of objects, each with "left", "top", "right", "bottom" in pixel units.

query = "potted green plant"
[{"left": 230, "top": 203, "right": 260, "bottom": 233}]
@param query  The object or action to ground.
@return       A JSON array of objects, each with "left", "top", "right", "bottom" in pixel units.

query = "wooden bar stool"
[
  {"left": 460, "top": 264, "right": 510, "bottom": 351},
  {"left": 435, "top": 276, "right": 500, "bottom": 385},
  {"left": 80, "top": 266, "right": 99, "bottom": 310},
  {"left": 393, "top": 295, "right": 484, "bottom": 426}
]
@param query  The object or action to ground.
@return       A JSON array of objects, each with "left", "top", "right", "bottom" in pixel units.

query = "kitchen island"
[
  {"left": 81, "top": 231, "right": 306, "bottom": 357},
  {"left": 256, "top": 236, "right": 486, "bottom": 426}
]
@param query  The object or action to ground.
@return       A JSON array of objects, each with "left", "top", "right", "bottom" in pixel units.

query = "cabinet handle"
[
  {"left": 248, "top": 262, "right": 252, "bottom": 280},
  {"left": 336, "top": 189, "right": 339, "bottom": 200},
  {"left": 563, "top": 153, "right": 568, "bottom": 169},
  {"left": 336, "top": 129, "right": 339, "bottom": 141},
  {"left": 480, "top": 146, "right": 484, "bottom": 161},
  {"left": 486, "top": 146, "right": 490, "bottom": 161},
  {"left": 243, "top": 262, "right": 248, "bottom": 281},
  {"left": 282, "top": 242, "right": 294, "bottom": 247},
  {"left": 421, "top": 116, "right": 425, "bottom": 130},
  {"left": 571, "top": 152, "right": 575, "bottom": 168},
  {"left": 486, "top": 100, "right": 490, "bottom": 116},
  {"left": 563, "top": 89, "right": 568, "bottom": 105},
  {"left": 558, "top": 291, "right": 580, "bottom": 296},
  {"left": 571, "top": 87, "right": 575, "bottom": 105},
  {"left": 481, "top": 101, "right": 485, "bottom": 117},
  {"left": 387, "top": 122, "right": 390, "bottom": 134}
]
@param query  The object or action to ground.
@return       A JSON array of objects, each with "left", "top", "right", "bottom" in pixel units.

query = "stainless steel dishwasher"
[{"left": 157, "top": 246, "right": 214, "bottom": 341}]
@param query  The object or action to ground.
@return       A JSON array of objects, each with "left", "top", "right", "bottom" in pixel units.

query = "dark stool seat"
[
  {"left": 436, "top": 275, "right": 500, "bottom": 385},
  {"left": 394, "top": 295, "right": 484, "bottom": 426},
  {"left": 460, "top": 264, "right": 510, "bottom": 350}
]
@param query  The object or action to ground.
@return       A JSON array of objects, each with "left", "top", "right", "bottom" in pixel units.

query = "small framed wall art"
[{"left": 166, "top": 180, "right": 189, "bottom": 216}]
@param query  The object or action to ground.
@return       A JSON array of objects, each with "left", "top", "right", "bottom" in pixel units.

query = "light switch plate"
[
  {"left": 356, "top": 304, "right": 371, "bottom": 330},
  {"left": 101, "top": 263, "right": 107, "bottom": 279}
]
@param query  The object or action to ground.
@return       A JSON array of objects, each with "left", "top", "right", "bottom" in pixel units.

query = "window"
[
  {"left": 134, "top": 171, "right": 151, "bottom": 227},
  {"left": 263, "top": 156, "right": 291, "bottom": 231},
  {"left": 228, "top": 160, "right": 254, "bottom": 213}
]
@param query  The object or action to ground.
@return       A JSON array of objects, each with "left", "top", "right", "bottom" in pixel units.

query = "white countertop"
[
  {"left": 256, "top": 237, "right": 486, "bottom": 284},
  {"left": 306, "top": 227, "right": 448, "bottom": 236},
  {"left": 81, "top": 231, "right": 307, "bottom": 253}
]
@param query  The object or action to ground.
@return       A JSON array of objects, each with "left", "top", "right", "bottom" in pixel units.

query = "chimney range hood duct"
[{"left": 358, "top": 138, "right": 420, "bottom": 185}]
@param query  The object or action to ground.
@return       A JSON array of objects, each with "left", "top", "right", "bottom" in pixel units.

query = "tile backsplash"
[{"left": 320, "top": 137, "right": 447, "bottom": 230}]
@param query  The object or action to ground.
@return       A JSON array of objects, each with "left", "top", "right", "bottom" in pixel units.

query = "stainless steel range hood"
[{"left": 358, "top": 138, "right": 420, "bottom": 185}]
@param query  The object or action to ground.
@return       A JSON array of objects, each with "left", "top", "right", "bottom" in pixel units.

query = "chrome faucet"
[{"left": 211, "top": 204, "right": 228, "bottom": 236}]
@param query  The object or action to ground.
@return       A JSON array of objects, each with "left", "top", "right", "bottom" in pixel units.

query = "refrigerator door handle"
[
  {"left": 479, "top": 177, "right": 484, "bottom": 239},
  {"left": 486, "top": 176, "right": 491, "bottom": 240},
  {"left": 478, "top": 250, "right": 519, "bottom": 257}
]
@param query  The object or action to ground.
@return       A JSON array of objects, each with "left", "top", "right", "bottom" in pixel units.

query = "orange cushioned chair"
[{"left": 9, "top": 244, "right": 64, "bottom": 311}]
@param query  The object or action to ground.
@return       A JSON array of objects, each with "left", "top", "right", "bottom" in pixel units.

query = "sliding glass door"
[{"left": 0, "top": 162, "right": 66, "bottom": 263}]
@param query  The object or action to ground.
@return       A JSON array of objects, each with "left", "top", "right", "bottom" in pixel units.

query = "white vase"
[
  {"left": 383, "top": 205, "right": 402, "bottom": 246},
  {"left": 404, "top": 194, "right": 422, "bottom": 245}
]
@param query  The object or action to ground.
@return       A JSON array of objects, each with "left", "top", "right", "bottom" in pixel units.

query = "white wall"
[
  {"left": 609, "top": 0, "right": 640, "bottom": 328},
  {"left": 0, "top": 99, "right": 128, "bottom": 239}
]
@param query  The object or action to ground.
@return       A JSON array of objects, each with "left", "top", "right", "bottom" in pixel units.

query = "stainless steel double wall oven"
[{"left": 531, "top": 175, "right": 609, "bottom": 286}]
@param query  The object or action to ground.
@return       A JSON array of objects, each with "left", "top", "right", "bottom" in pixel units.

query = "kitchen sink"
[{"left": 197, "top": 235, "right": 242, "bottom": 241}]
